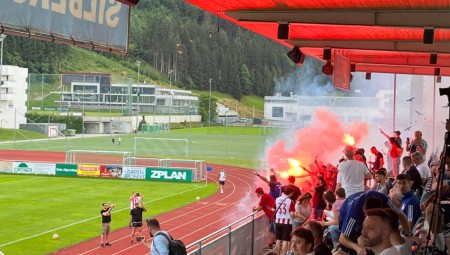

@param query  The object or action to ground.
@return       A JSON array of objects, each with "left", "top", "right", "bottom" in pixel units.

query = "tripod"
[{"left": 424, "top": 86, "right": 450, "bottom": 254}]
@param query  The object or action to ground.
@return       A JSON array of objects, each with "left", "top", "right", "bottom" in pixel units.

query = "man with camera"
[
  {"left": 406, "top": 130, "right": 428, "bottom": 160},
  {"left": 130, "top": 202, "right": 147, "bottom": 244},
  {"left": 100, "top": 202, "right": 115, "bottom": 247}
]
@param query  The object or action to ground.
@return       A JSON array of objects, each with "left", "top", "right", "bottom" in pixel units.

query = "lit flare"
[{"left": 343, "top": 133, "right": 355, "bottom": 146}]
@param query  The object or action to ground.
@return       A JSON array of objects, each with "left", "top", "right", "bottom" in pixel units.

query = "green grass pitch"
[
  {"left": 0, "top": 127, "right": 277, "bottom": 254},
  {"left": 0, "top": 174, "right": 217, "bottom": 255}
]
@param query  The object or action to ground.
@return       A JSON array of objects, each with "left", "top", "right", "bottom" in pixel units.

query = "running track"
[{"left": 0, "top": 150, "right": 263, "bottom": 255}]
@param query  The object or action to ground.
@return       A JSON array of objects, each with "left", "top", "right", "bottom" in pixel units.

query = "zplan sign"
[{"left": 146, "top": 168, "right": 192, "bottom": 182}]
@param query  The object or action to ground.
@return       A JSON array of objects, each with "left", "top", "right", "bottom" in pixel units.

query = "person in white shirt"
[
  {"left": 275, "top": 186, "right": 295, "bottom": 255},
  {"left": 337, "top": 145, "right": 373, "bottom": 197},
  {"left": 411, "top": 152, "right": 431, "bottom": 184},
  {"left": 218, "top": 170, "right": 226, "bottom": 194},
  {"left": 358, "top": 208, "right": 400, "bottom": 255}
]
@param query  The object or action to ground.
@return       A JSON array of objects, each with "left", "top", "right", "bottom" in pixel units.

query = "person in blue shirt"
[
  {"left": 396, "top": 174, "right": 421, "bottom": 228},
  {"left": 337, "top": 190, "right": 410, "bottom": 255},
  {"left": 146, "top": 218, "right": 170, "bottom": 255}
]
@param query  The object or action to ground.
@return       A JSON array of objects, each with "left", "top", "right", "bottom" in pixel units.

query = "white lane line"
[
  {"left": 0, "top": 185, "right": 210, "bottom": 248},
  {"left": 105, "top": 170, "right": 254, "bottom": 255}
]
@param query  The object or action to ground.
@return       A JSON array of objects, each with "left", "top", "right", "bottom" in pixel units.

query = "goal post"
[
  {"left": 65, "top": 150, "right": 132, "bottom": 165},
  {"left": 133, "top": 137, "right": 189, "bottom": 157}
]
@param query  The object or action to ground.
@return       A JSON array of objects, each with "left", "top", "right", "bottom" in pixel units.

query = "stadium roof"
[{"left": 185, "top": 0, "right": 450, "bottom": 76}]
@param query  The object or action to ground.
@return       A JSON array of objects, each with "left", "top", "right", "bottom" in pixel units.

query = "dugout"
[{"left": 84, "top": 120, "right": 131, "bottom": 134}]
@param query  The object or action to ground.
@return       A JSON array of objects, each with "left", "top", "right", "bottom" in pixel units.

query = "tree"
[
  {"left": 240, "top": 64, "right": 252, "bottom": 95},
  {"left": 198, "top": 93, "right": 217, "bottom": 123}
]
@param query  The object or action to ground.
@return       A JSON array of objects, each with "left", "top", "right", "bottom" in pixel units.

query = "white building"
[
  {"left": 216, "top": 103, "right": 238, "bottom": 124},
  {"left": 0, "top": 65, "right": 28, "bottom": 128},
  {"left": 264, "top": 91, "right": 409, "bottom": 128},
  {"left": 51, "top": 73, "right": 198, "bottom": 115}
]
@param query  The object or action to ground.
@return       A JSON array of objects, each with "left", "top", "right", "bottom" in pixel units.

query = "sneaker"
[
  {"left": 105, "top": 242, "right": 112, "bottom": 246},
  {"left": 220, "top": 190, "right": 223, "bottom": 194},
  {"left": 100, "top": 243, "right": 105, "bottom": 247}
]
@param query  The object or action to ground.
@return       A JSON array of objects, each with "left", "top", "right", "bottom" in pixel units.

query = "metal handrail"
[{"left": 186, "top": 211, "right": 265, "bottom": 254}]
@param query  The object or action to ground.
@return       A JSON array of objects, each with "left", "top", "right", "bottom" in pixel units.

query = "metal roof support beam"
[
  {"left": 287, "top": 39, "right": 450, "bottom": 54},
  {"left": 227, "top": 10, "right": 450, "bottom": 29}
]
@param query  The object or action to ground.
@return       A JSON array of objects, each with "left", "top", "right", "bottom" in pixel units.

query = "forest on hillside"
[{"left": 1, "top": 0, "right": 302, "bottom": 100}]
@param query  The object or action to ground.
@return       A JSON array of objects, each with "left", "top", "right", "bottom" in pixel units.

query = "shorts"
[
  {"left": 269, "top": 220, "right": 276, "bottom": 233},
  {"left": 102, "top": 223, "right": 111, "bottom": 234},
  {"left": 132, "top": 222, "right": 143, "bottom": 228},
  {"left": 219, "top": 181, "right": 225, "bottom": 185},
  {"left": 275, "top": 223, "right": 292, "bottom": 241}
]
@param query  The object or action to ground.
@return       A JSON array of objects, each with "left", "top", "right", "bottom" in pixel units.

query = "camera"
[
  {"left": 136, "top": 236, "right": 145, "bottom": 242},
  {"left": 440, "top": 86, "right": 450, "bottom": 102}
]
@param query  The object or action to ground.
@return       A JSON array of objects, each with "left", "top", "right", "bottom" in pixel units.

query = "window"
[{"left": 272, "top": 107, "right": 283, "bottom": 117}]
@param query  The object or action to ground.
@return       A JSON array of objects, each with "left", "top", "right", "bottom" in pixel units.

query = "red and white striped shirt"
[
  {"left": 130, "top": 196, "right": 142, "bottom": 209},
  {"left": 275, "top": 194, "right": 295, "bottom": 224}
]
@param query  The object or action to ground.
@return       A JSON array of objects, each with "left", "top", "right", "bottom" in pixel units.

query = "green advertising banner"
[
  {"left": 55, "top": 163, "right": 78, "bottom": 176},
  {"left": 145, "top": 168, "right": 193, "bottom": 182}
]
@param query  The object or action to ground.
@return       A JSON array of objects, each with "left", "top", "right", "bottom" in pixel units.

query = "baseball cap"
[
  {"left": 255, "top": 187, "right": 264, "bottom": 194},
  {"left": 394, "top": 130, "right": 401, "bottom": 136}
]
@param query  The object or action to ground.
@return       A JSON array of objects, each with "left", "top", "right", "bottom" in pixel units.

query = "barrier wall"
[{"left": 0, "top": 160, "right": 194, "bottom": 182}]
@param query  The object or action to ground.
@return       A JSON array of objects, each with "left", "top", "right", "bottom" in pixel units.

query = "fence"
[{"left": 186, "top": 212, "right": 269, "bottom": 255}]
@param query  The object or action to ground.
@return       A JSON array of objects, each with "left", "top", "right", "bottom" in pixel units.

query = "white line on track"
[
  {"left": 0, "top": 185, "right": 210, "bottom": 248},
  {"left": 87, "top": 168, "right": 255, "bottom": 255}
]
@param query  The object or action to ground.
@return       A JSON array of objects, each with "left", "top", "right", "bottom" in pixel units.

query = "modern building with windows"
[
  {"left": 0, "top": 65, "right": 28, "bottom": 129},
  {"left": 53, "top": 72, "right": 199, "bottom": 115},
  {"left": 264, "top": 92, "right": 410, "bottom": 128}
]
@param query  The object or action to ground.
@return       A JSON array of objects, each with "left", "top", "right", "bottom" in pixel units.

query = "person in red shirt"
[
  {"left": 253, "top": 187, "right": 276, "bottom": 249},
  {"left": 388, "top": 137, "right": 403, "bottom": 177}
]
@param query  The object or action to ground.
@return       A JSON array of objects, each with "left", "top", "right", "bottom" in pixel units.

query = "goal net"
[
  {"left": 133, "top": 137, "right": 189, "bottom": 157},
  {"left": 65, "top": 150, "right": 132, "bottom": 165}
]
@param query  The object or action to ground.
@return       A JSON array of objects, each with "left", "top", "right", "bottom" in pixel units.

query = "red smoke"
[{"left": 266, "top": 108, "right": 369, "bottom": 173}]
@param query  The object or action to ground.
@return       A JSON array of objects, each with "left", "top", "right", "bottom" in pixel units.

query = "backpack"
[{"left": 154, "top": 232, "right": 187, "bottom": 255}]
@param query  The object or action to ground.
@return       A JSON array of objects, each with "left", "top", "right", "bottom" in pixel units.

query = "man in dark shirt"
[
  {"left": 282, "top": 175, "right": 301, "bottom": 202},
  {"left": 370, "top": 146, "right": 384, "bottom": 172},
  {"left": 130, "top": 202, "right": 147, "bottom": 243},
  {"left": 338, "top": 191, "right": 410, "bottom": 255},
  {"left": 100, "top": 202, "right": 115, "bottom": 247},
  {"left": 304, "top": 220, "right": 331, "bottom": 255},
  {"left": 255, "top": 172, "right": 282, "bottom": 199},
  {"left": 401, "top": 156, "right": 423, "bottom": 195}
]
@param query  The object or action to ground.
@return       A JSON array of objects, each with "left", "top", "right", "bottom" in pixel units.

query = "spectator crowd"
[{"left": 254, "top": 129, "right": 450, "bottom": 255}]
